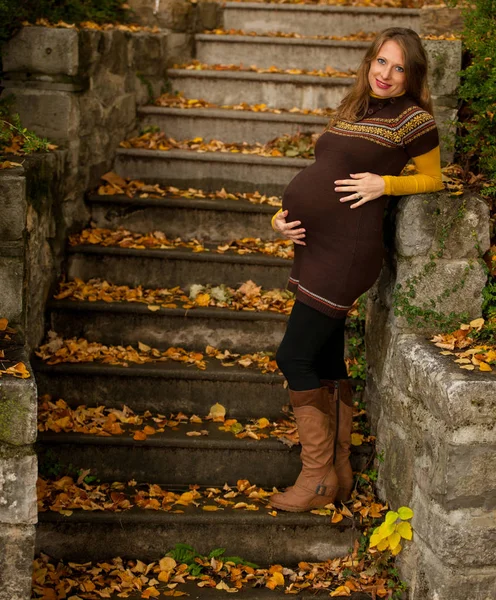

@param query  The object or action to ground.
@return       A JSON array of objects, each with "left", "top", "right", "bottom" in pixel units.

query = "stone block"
[
  {"left": 376, "top": 379, "right": 496, "bottom": 510},
  {"left": 195, "top": 1, "right": 224, "bottom": 31},
  {"left": 433, "top": 101, "right": 457, "bottom": 164},
  {"left": 411, "top": 486, "right": 496, "bottom": 568},
  {"left": 391, "top": 336, "right": 496, "bottom": 429},
  {"left": 166, "top": 32, "right": 194, "bottom": 67},
  {"left": 424, "top": 39, "right": 462, "bottom": 97},
  {"left": 131, "top": 32, "right": 169, "bottom": 76},
  {"left": 2, "top": 26, "right": 79, "bottom": 76},
  {"left": 420, "top": 6, "right": 464, "bottom": 36},
  {"left": 0, "top": 523, "right": 35, "bottom": 600},
  {"left": 2, "top": 88, "right": 79, "bottom": 143},
  {"left": 0, "top": 362, "right": 37, "bottom": 446},
  {"left": 0, "top": 172, "right": 26, "bottom": 242},
  {"left": 395, "top": 194, "right": 490, "bottom": 259},
  {"left": 393, "top": 257, "right": 487, "bottom": 332},
  {"left": 0, "top": 255, "right": 24, "bottom": 325},
  {"left": 0, "top": 450, "right": 37, "bottom": 525},
  {"left": 399, "top": 538, "right": 496, "bottom": 600}
]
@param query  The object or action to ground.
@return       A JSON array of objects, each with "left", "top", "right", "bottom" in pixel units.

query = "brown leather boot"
[
  {"left": 322, "top": 379, "right": 354, "bottom": 503},
  {"left": 270, "top": 387, "right": 339, "bottom": 512}
]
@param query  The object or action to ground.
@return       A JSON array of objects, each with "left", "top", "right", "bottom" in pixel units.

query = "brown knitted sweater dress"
[{"left": 282, "top": 91, "right": 439, "bottom": 318}]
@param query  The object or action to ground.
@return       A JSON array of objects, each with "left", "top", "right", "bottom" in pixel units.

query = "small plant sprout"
[{"left": 369, "top": 506, "right": 414, "bottom": 556}]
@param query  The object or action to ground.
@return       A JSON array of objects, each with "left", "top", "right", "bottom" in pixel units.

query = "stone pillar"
[
  {"left": 0, "top": 168, "right": 38, "bottom": 600},
  {"left": 365, "top": 191, "right": 495, "bottom": 600},
  {"left": 1, "top": 25, "right": 173, "bottom": 213}
]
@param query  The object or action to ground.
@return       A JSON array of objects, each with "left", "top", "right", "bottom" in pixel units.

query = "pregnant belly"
[
  {"left": 282, "top": 161, "right": 386, "bottom": 244},
  {"left": 282, "top": 162, "right": 357, "bottom": 234}
]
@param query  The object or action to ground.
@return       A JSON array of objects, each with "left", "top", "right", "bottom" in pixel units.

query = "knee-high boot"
[
  {"left": 270, "top": 386, "right": 339, "bottom": 512},
  {"left": 321, "top": 379, "right": 354, "bottom": 503}
]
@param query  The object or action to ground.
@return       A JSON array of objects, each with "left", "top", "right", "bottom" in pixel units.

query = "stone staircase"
[{"left": 32, "top": 1, "right": 428, "bottom": 592}]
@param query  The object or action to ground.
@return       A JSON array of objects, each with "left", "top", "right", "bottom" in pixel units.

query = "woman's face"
[{"left": 367, "top": 39, "right": 407, "bottom": 97}]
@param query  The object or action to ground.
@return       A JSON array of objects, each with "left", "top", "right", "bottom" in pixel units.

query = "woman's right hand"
[{"left": 273, "top": 209, "right": 306, "bottom": 246}]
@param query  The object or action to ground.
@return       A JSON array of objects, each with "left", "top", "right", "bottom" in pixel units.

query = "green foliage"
[
  {"left": 446, "top": 0, "right": 496, "bottom": 199},
  {"left": 346, "top": 293, "right": 367, "bottom": 381},
  {"left": 166, "top": 544, "right": 258, "bottom": 576},
  {"left": 0, "top": 0, "right": 131, "bottom": 46},
  {"left": 0, "top": 95, "right": 52, "bottom": 159}
]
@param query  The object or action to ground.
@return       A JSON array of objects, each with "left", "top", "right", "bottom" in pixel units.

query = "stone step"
[
  {"left": 67, "top": 245, "right": 291, "bottom": 290},
  {"left": 137, "top": 106, "right": 328, "bottom": 145},
  {"left": 48, "top": 299, "right": 288, "bottom": 353},
  {"left": 195, "top": 35, "right": 368, "bottom": 72},
  {"left": 36, "top": 507, "right": 360, "bottom": 564},
  {"left": 37, "top": 423, "right": 371, "bottom": 486},
  {"left": 86, "top": 193, "right": 281, "bottom": 241},
  {"left": 168, "top": 68, "right": 353, "bottom": 111},
  {"left": 32, "top": 359, "right": 288, "bottom": 419},
  {"left": 114, "top": 147, "right": 310, "bottom": 195},
  {"left": 222, "top": 2, "right": 420, "bottom": 36}
]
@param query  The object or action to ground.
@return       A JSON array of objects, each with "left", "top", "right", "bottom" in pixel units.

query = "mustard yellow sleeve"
[
  {"left": 381, "top": 145, "right": 444, "bottom": 196},
  {"left": 271, "top": 208, "right": 283, "bottom": 231}
]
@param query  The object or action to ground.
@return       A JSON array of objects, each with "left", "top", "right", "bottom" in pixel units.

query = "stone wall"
[
  {"left": 365, "top": 191, "right": 495, "bottom": 600},
  {"left": 0, "top": 165, "right": 39, "bottom": 600}
]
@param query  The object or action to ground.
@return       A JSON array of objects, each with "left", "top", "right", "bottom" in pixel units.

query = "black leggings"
[{"left": 275, "top": 300, "right": 349, "bottom": 391}]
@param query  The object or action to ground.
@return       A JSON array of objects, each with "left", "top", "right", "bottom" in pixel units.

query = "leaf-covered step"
[
  {"left": 67, "top": 244, "right": 291, "bottom": 290},
  {"left": 114, "top": 145, "right": 310, "bottom": 195},
  {"left": 88, "top": 192, "right": 280, "bottom": 242},
  {"left": 222, "top": 2, "right": 420, "bottom": 36},
  {"left": 36, "top": 496, "right": 359, "bottom": 565},
  {"left": 196, "top": 34, "right": 370, "bottom": 72},
  {"left": 37, "top": 418, "right": 372, "bottom": 486},
  {"left": 32, "top": 550, "right": 385, "bottom": 599},
  {"left": 167, "top": 67, "right": 353, "bottom": 112},
  {"left": 48, "top": 293, "right": 289, "bottom": 353},
  {"left": 138, "top": 105, "right": 328, "bottom": 145},
  {"left": 32, "top": 355, "right": 287, "bottom": 419}
]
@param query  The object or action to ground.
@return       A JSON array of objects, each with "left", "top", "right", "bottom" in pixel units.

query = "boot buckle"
[{"left": 315, "top": 484, "right": 327, "bottom": 496}]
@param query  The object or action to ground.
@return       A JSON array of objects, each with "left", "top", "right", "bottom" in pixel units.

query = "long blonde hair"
[{"left": 325, "top": 27, "right": 434, "bottom": 130}]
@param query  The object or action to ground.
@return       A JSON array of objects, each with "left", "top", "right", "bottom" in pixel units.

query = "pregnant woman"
[{"left": 269, "top": 27, "right": 444, "bottom": 512}]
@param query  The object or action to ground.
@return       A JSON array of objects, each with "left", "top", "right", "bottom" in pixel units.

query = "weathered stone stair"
[{"left": 31, "top": 0, "right": 424, "bottom": 589}]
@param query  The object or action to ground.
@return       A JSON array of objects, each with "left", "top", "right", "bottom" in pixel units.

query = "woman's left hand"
[{"left": 334, "top": 172, "right": 386, "bottom": 209}]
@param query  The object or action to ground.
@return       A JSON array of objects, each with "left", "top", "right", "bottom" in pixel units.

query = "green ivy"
[
  {"left": 391, "top": 199, "right": 487, "bottom": 331},
  {"left": 446, "top": 0, "right": 496, "bottom": 200},
  {"left": 0, "top": 95, "right": 51, "bottom": 160}
]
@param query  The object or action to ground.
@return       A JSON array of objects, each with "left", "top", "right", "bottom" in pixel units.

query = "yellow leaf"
[
  {"left": 330, "top": 510, "right": 342, "bottom": 523},
  {"left": 385, "top": 510, "right": 399, "bottom": 524},
  {"left": 377, "top": 537, "right": 389, "bottom": 552},
  {"left": 138, "top": 341, "right": 151, "bottom": 352},
  {"left": 397, "top": 506, "right": 414, "bottom": 520},
  {"left": 195, "top": 293, "right": 211, "bottom": 306},
  {"left": 208, "top": 402, "right": 226, "bottom": 420},
  {"left": 257, "top": 417, "right": 270, "bottom": 429},
  {"left": 469, "top": 318, "right": 484, "bottom": 330},
  {"left": 479, "top": 361, "right": 492, "bottom": 372},
  {"left": 147, "top": 305, "right": 161, "bottom": 311},
  {"left": 202, "top": 505, "right": 219, "bottom": 511},
  {"left": 460, "top": 364, "right": 475, "bottom": 370},
  {"left": 159, "top": 557, "right": 177, "bottom": 572},
  {"left": 388, "top": 531, "right": 401, "bottom": 550},
  {"left": 351, "top": 433, "right": 363, "bottom": 446},
  {"left": 0, "top": 318, "right": 8, "bottom": 331},
  {"left": 330, "top": 586, "right": 351, "bottom": 597},
  {"left": 369, "top": 533, "right": 381, "bottom": 548},
  {"left": 396, "top": 521, "right": 413, "bottom": 540},
  {"left": 391, "top": 542, "right": 402, "bottom": 556}
]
